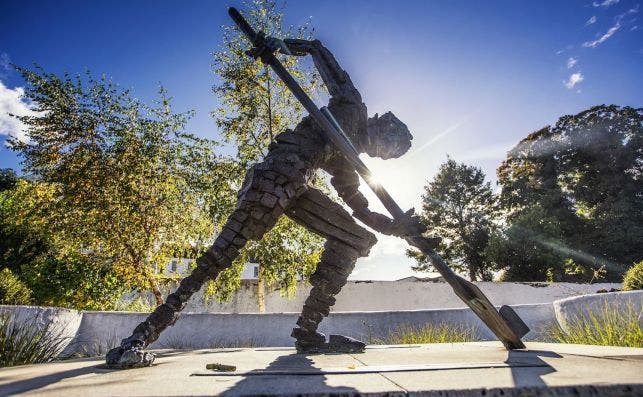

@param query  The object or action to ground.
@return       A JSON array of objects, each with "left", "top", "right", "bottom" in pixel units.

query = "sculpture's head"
[{"left": 362, "top": 111, "right": 413, "bottom": 159}]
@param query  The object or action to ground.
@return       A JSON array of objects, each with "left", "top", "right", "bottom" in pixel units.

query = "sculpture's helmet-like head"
[{"left": 363, "top": 111, "right": 413, "bottom": 159}]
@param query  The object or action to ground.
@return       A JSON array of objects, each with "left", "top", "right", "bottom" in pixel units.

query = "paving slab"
[{"left": 0, "top": 342, "right": 641, "bottom": 396}]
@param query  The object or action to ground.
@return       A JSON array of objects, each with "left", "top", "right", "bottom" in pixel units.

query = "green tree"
[
  {"left": 492, "top": 105, "right": 642, "bottom": 281},
  {"left": 409, "top": 158, "right": 496, "bottom": 281},
  {"left": 9, "top": 67, "right": 238, "bottom": 306},
  {"left": 210, "top": 0, "right": 324, "bottom": 299},
  {"left": 484, "top": 205, "right": 566, "bottom": 281},
  {"left": 0, "top": 180, "right": 122, "bottom": 309},
  {"left": 0, "top": 169, "right": 18, "bottom": 192}
]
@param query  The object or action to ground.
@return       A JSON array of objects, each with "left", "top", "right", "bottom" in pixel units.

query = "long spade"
[{"left": 228, "top": 7, "right": 529, "bottom": 350}]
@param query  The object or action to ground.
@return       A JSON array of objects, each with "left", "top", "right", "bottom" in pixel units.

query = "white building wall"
[
  {"left": 159, "top": 259, "right": 258, "bottom": 280},
  {"left": 150, "top": 280, "right": 621, "bottom": 313}
]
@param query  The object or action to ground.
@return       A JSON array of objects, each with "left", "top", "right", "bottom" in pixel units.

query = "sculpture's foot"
[
  {"left": 328, "top": 334, "right": 366, "bottom": 353},
  {"left": 292, "top": 328, "right": 366, "bottom": 354},
  {"left": 105, "top": 346, "right": 155, "bottom": 369},
  {"left": 292, "top": 328, "right": 328, "bottom": 354}
]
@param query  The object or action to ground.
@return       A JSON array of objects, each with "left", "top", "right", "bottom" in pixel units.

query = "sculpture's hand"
[
  {"left": 389, "top": 208, "right": 427, "bottom": 238},
  {"left": 246, "top": 34, "right": 293, "bottom": 58},
  {"left": 265, "top": 36, "right": 293, "bottom": 55}
]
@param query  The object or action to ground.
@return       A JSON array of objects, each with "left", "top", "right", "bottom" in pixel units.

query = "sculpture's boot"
[{"left": 291, "top": 327, "right": 328, "bottom": 354}]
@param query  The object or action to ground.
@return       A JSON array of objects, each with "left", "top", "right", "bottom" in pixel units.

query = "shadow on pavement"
[
  {"left": 221, "top": 353, "right": 359, "bottom": 396},
  {"left": 0, "top": 361, "right": 112, "bottom": 395},
  {"left": 506, "top": 349, "right": 561, "bottom": 388}
]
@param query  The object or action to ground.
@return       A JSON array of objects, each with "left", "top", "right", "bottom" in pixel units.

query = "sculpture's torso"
[{"left": 265, "top": 98, "right": 368, "bottom": 184}]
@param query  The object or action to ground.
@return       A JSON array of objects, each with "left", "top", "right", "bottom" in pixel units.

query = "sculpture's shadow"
[
  {"left": 506, "top": 349, "right": 561, "bottom": 388},
  {"left": 220, "top": 352, "right": 359, "bottom": 396}
]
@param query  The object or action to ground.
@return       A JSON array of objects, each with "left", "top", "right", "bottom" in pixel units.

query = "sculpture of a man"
[{"left": 107, "top": 38, "right": 430, "bottom": 368}]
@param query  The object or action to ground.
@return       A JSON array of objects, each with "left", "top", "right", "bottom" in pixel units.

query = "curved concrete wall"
[
  {"left": 0, "top": 305, "right": 83, "bottom": 355},
  {"left": 553, "top": 290, "right": 643, "bottom": 333},
  {"left": 69, "top": 302, "right": 556, "bottom": 354}
]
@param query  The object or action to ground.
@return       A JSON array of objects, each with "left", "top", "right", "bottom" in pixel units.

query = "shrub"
[
  {"left": 623, "top": 261, "right": 643, "bottom": 291},
  {"left": 548, "top": 302, "right": 642, "bottom": 348},
  {"left": 114, "top": 296, "right": 154, "bottom": 312},
  {"left": 0, "top": 268, "right": 32, "bottom": 305},
  {"left": 0, "top": 312, "right": 69, "bottom": 367},
  {"left": 381, "top": 323, "right": 478, "bottom": 345}
]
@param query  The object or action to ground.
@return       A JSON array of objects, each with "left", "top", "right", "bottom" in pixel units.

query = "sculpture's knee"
[{"left": 330, "top": 228, "right": 376, "bottom": 258}]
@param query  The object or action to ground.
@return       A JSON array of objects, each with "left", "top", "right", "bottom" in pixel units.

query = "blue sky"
[{"left": 1, "top": 0, "right": 641, "bottom": 280}]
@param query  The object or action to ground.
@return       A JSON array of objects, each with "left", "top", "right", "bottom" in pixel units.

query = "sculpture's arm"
[
  {"left": 284, "top": 39, "right": 362, "bottom": 102},
  {"left": 329, "top": 165, "right": 394, "bottom": 234},
  {"left": 325, "top": 160, "right": 427, "bottom": 239}
]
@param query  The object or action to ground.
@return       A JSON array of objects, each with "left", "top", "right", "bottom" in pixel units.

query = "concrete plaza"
[{"left": 1, "top": 342, "right": 641, "bottom": 396}]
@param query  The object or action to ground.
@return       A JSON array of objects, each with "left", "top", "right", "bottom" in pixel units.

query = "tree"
[
  {"left": 484, "top": 205, "right": 566, "bottom": 281},
  {"left": 9, "top": 67, "right": 238, "bottom": 306},
  {"left": 0, "top": 180, "right": 123, "bottom": 309},
  {"left": 492, "top": 105, "right": 642, "bottom": 281},
  {"left": 0, "top": 169, "right": 18, "bottom": 192},
  {"left": 409, "top": 158, "right": 496, "bottom": 281},
  {"left": 0, "top": 268, "right": 32, "bottom": 305},
  {"left": 210, "top": 0, "right": 324, "bottom": 300}
]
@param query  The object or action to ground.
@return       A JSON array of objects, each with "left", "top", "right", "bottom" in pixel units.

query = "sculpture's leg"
[
  {"left": 286, "top": 188, "right": 377, "bottom": 354},
  {"left": 106, "top": 160, "right": 306, "bottom": 368}
]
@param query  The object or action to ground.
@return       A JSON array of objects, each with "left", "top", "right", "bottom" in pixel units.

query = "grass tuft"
[
  {"left": 0, "top": 312, "right": 69, "bottom": 367},
  {"left": 380, "top": 322, "right": 478, "bottom": 345},
  {"left": 548, "top": 302, "right": 642, "bottom": 348}
]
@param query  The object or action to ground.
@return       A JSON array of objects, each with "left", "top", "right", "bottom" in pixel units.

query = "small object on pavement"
[{"left": 206, "top": 363, "right": 237, "bottom": 372}]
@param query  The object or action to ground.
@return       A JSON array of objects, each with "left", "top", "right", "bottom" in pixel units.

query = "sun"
[{"left": 358, "top": 154, "right": 424, "bottom": 216}]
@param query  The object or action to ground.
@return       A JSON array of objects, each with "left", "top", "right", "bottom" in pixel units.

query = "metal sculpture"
[{"left": 105, "top": 7, "right": 528, "bottom": 369}]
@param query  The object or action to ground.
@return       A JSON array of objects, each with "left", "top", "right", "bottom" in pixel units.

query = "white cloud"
[
  {"left": 585, "top": 16, "right": 598, "bottom": 25},
  {"left": 566, "top": 57, "right": 578, "bottom": 68},
  {"left": 583, "top": 21, "right": 622, "bottom": 47},
  {"left": 0, "top": 80, "right": 37, "bottom": 144},
  {"left": 592, "top": 0, "right": 619, "bottom": 7},
  {"left": 632, "top": 25, "right": 639, "bottom": 30},
  {"left": 583, "top": 5, "right": 638, "bottom": 48},
  {"left": 564, "top": 72, "right": 584, "bottom": 89},
  {"left": 583, "top": 4, "right": 639, "bottom": 48}
]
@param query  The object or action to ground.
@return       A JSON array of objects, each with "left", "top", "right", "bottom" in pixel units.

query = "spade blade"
[{"left": 499, "top": 305, "right": 530, "bottom": 339}]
